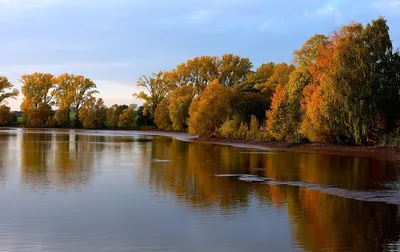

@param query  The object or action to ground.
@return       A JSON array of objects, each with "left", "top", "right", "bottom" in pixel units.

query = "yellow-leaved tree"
[
  {"left": 187, "top": 80, "right": 232, "bottom": 136},
  {"left": 133, "top": 72, "right": 169, "bottom": 118},
  {"left": 20, "top": 73, "right": 55, "bottom": 127}
]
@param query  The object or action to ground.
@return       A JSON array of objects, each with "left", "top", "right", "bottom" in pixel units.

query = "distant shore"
[{"left": 1, "top": 127, "right": 399, "bottom": 161}]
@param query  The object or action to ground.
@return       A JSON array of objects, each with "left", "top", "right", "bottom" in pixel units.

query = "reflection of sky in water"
[{"left": 0, "top": 129, "right": 398, "bottom": 251}]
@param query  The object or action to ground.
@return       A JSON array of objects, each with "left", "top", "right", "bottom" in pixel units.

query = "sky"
[{"left": 0, "top": 0, "right": 399, "bottom": 110}]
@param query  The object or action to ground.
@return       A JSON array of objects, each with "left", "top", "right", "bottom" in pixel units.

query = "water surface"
[{"left": 0, "top": 128, "right": 399, "bottom": 252}]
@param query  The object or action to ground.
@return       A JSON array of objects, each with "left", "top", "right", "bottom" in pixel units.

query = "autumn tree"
[
  {"left": 165, "top": 56, "right": 219, "bottom": 94},
  {"left": 134, "top": 72, "right": 169, "bottom": 117},
  {"left": 0, "top": 77, "right": 19, "bottom": 126},
  {"left": 107, "top": 104, "right": 128, "bottom": 128},
  {"left": 0, "top": 76, "right": 19, "bottom": 104},
  {"left": 154, "top": 98, "right": 172, "bottom": 130},
  {"left": 20, "top": 73, "right": 55, "bottom": 127},
  {"left": 53, "top": 73, "right": 98, "bottom": 126},
  {"left": 0, "top": 105, "right": 17, "bottom": 126},
  {"left": 54, "top": 108, "right": 70, "bottom": 127},
  {"left": 168, "top": 85, "right": 195, "bottom": 130},
  {"left": 136, "top": 106, "right": 155, "bottom": 128},
  {"left": 218, "top": 54, "right": 253, "bottom": 87},
  {"left": 78, "top": 97, "right": 107, "bottom": 129},
  {"left": 188, "top": 80, "right": 232, "bottom": 136},
  {"left": 118, "top": 105, "right": 137, "bottom": 129},
  {"left": 293, "top": 34, "right": 329, "bottom": 67}
]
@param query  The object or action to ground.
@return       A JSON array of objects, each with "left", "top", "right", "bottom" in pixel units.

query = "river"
[{"left": 0, "top": 128, "right": 399, "bottom": 252}]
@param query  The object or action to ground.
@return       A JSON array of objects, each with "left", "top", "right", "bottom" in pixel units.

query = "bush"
[
  {"left": 218, "top": 118, "right": 239, "bottom": 138},
  {"left": 0, "top": 105, "right": 17, "bottom": 126},
  {"left": 235, "top": 122, "right": 249, "bottom": 139},
  {"left": 247, "top": 115, "right": 261, "bottom": 140}
]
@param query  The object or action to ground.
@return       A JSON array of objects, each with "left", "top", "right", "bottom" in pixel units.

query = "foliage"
[
  {"left": 78, "top": 97, "right": 107, "bottom": 129},
  {"left": 168, "top": 85, "right": 195, "bottom": 130},
  {"left": 54, "top": 108, "right": 70, "bottom": 127},
  {"left": 218, "top": 117, "right": 240, "bottom": 139},
  {"left": 53, "top": 73, "right": 98, "bottom": 126},
  {"left": 154, "top": 98, "right": 172, "bottom": 130},
  {"left": 0, "top": 76, "right": 19, "bottom": 104},
  {"left": 188, "top": 80, "right": 232, "bottom": 136},
  {"left": 136, "top": 106, "right": 155, "bottom": 128},
  {"left": 218, "top": 54, "right": 253, "bottom": 87},
  {"left": 118, "top": 105, "right": 137, "bottom": 129},
  {"left": 134, "top": 72, "right": 169, "bottom": 117},
  {"left": 0, "top": 105, "right": 17, "bottom": 125},
  {"left": 247, "top": 115, "right": 261, "bottom": 140},
  {"left": 107, "top": 104, "right": 128, "bottom": 128}
]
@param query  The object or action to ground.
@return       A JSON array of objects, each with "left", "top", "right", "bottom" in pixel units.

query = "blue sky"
[{"left": 0, "top": 0, "right": 399, "bottom": 110}]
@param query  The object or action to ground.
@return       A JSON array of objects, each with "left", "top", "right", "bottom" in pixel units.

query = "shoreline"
[
  {"left": 1, "top": 127, "right": 399, "bottom": 161},
  {"left": 192, "top": 136, "right": 400, "bottom": 161}
]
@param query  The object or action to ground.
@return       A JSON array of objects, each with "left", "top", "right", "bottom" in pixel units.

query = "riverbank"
[
  {"left": 1, "top": 127, "right": 399, "bottom": 161},
  {"left": 192, "top": 136, "right": 400, "bottom": 161}
]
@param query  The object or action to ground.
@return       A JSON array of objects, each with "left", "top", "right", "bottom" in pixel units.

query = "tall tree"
[
  {"left": 168, "top": 85, "right": 195, "bottom": 130},
  {"left": 20, "top": 73, "right": 55, "bottom": 127},
  {"left": 218, "top": 54, "right": 253, "bottom": 87},
  {"left": 0, "top": 76, "right": 19, "bottom": 104},
  {"left": 188, "top": 80, "right": 232, "bottom": 136},
  {"left": 20, "top": 73, "right": 55, "bottom": 108},
  {"left": 53, "top": 73, "right": 98, "bottom": 125},
  {"left": 134, "top": 72, "right": 169, "bottom": 117},
  {"left": 165, "top": 56, "right": 219, "bottom": 95}
]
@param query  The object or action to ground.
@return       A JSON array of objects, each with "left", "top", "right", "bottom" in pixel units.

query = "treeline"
[
  {"left": 136, "top": 17, "right": 400, "bottom": 145},
  {"left": 0, "top": 17, "right": 399, "bottom": 145},
  {"left": 0, "top": 73, "right": 154, "bottom": 129}
]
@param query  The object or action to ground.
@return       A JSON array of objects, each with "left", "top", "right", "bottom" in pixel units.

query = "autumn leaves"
[
  {"left": 0, "top": 17, "right": 398, "bottom": 145},
  {"left": 137, "top": 17, "right": 400, "bottom": 144}
]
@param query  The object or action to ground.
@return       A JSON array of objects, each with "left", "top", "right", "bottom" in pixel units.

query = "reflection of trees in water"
[
  {"left": 256, "top": 153, "right": 400, "bottom": 252},
  {"left": 21, "top": 132, "right": 96, "bottom": 190},
  {"left": 142, "top": 137, "right": 400, "bottom": 251},
  {"left": 143, "top": 137, "right": 260, "bottom": 212},
  {"left": 20, "top": 132, "right": 138, "bottom": 190},
  {"left": 0, "top": 133, "right": 16, "bottom": 184}
]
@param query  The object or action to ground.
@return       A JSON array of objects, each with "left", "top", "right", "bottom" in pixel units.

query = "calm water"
[{"left": 0, "top": 129, "right": 399, "bottom": 252}]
